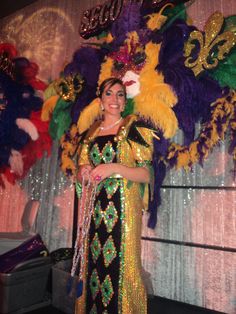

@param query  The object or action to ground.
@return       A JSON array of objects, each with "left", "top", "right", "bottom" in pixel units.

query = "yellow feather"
[
  {"left": 176, "top": 151, "right": 190, "bottom": 170},
  {"left": 125, "top": 32, "right": 140, "bottom": 48},
  {"left": 134, "top": 42, "right": 178, "bottom": 138},
  {"left": 147, "top": 13, "right": 167, "bottom": 31},
  {"left": 189, "top": 141, "right": 200, "bottom": 164},
  {"left": 77, "top": 98, "right": 102, "bottom": 134},
  {"left": 146, "top": 3, "right": 173, "bottom": 31},
  {"left": 70, "top": 124, "right": 78, "bottom": 138},
  {"left": 105, "top": 32, "right": 114, "bottom": 43},
  {"left": 43, "top": 83, "right": 57, "bottom": 100},
  {"left": 41, "top": 95, "right": 59, "bottom": 121}
]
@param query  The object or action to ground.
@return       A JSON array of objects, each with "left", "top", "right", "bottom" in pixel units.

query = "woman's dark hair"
[{"left": 98, "top": 77, "right": 126, "bottom": 99}]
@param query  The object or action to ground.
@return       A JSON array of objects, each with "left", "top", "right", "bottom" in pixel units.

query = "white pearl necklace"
[{"left": 100, "top": 117, "right": 123, "bottom": 131}]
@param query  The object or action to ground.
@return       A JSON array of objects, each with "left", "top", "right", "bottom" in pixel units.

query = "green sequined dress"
[{"left": 76, "top": 115, "right": 152, "bottom": 314}]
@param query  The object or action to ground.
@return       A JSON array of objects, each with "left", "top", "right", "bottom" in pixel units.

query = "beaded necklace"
[
  {"left": 100, "top": 117, "right": 123, "bottom": 131},
  {"left": 68, "top": 172, "right": 97, "bottom": 298}
]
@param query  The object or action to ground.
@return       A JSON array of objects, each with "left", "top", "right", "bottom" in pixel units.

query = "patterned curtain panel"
[{"left": 0, "top": 0, "right": 235, "bottom": 313}]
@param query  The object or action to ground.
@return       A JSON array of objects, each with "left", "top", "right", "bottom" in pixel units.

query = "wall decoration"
[
  {"left": 43, "top": 1, "right": 236, "bottom": 228},
  {"left": 0, "top": 43, "right": 51, "bottom": 186}
]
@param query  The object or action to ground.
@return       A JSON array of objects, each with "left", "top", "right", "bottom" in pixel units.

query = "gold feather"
[
  {"left": 41, "top": 95, "right": 59, "bottom": 121},
  {"left": 135, "top": 42, "right": 178, "bottom": 138},
  {"left": 146, "top": 3, "right": 174, "bottom": 31},
  {"left": 98, "top": 57, "right": 113, "bottom": 86}
]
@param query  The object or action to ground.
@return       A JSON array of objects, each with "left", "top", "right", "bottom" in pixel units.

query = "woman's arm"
[{"left": 90, "top": 163, "right": 150, "bottom": 183}]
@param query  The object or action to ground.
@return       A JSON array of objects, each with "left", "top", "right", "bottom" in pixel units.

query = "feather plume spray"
[
  {"left": 64, "top": 47, "right": 106, "bottom": 123},
  {"left": 16, "top": 118, "right": 39, "bottom": 141},
  {"left": 166, "top": 91, "right": 235, "bottom": 170},
  {"left": 110, "top": 3, "right": 142, "bottom": 51},
  {"left": 157, "top": 19, "right": 223, "bottom": 144},
  {"left": 134, "top": 42, "right": 178, "bottom": 138}
]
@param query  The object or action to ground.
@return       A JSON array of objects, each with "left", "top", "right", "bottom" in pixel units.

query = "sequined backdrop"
[{"left": 0, "top": 0, "right": 235, "bottom": 313}]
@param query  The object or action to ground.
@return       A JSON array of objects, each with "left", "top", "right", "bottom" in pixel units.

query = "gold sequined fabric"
[{"left": 76, "top": 115, "right": 153, "bottom": 314}]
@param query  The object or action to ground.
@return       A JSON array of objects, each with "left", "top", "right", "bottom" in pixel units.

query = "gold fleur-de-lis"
[
  {"left": 54, "top": 73, "right": 84, "bottom": 102},
  {"left": 184, "top": 11, "right": 236, "bottom": 76}
]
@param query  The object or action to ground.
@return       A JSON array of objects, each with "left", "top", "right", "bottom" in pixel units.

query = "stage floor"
[{"left": 28, "top": 296, "right": 225, "bottom": 314}]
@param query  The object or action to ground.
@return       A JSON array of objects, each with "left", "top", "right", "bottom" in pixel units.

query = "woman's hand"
[
  {"left": 90, "top": 163, "right": 150, "bottom": 183},
  {"left": 90, "top": 164, "right": 115, "bottom": 182}
]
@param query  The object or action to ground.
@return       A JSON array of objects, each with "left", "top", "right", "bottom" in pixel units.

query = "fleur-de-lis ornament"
[
  {"left": 184, "top": 11, "right": 236, "bottom": 76},
  {"left": 54, "top": 73, "right": 84, "bottom": 102}
]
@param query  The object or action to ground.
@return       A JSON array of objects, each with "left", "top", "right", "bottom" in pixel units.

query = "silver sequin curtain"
[{"left": 0, "top": 1, "right": 235, "bottom": 313}]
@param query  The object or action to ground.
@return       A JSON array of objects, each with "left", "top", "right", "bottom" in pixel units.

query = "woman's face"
[{"left": 101, "top": 83, "right": 126, "bottom": 118}]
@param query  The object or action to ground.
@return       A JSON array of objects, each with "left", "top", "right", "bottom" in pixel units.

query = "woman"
[{"left": 75, "top": 77, "right": 154, "bottom": 314}]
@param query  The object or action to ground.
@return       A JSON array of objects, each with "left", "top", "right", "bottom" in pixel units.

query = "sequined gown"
[{"left": 76, "top": 115, "right": 153, "bottom": 314}]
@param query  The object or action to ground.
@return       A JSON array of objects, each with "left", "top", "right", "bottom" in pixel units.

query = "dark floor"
[{"left": 28, "top": 296, "right": 225, "bottom": 314}]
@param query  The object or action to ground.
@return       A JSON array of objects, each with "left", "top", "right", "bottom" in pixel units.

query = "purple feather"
[
  {"left": 64, "top": 47, "right": 106, "bottom": 123},
  {"left": 157, "top": 20, "right": 223, "bottom": 145},
  {"left": 148, "top": 135, "right": 169, "bottom": 228},
  {"left": 110, "top": 3, "right": 142, "bottom": 50}
]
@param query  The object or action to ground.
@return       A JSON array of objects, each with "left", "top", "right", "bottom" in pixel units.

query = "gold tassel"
[{"left": 77, "top": 98, "right": 102, "bottom": 134}]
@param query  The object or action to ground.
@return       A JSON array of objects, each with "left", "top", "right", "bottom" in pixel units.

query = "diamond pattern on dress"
[
  {"left": 90, "top": 269, "right": 100, "bottom": 300},
  {"left": 103, "top": 235, "right": 117, "bottom": 267},
  {"left": 102, "top": 141, "right": 115, "bottom": 163},
  {"left": 101, "top": 275, "right": 114, "bottom": 307},
  {"left": 90, "top": 143, "right": 101, "bottom": 166},
  {"left": 104, "top": 202, "right": 118, "bottom": 233},
  {"left": 104, "top": 178, "right": 119, "bottom": 199},
  {"left": 90, "top": 233, "right": 102, "bottom": 264},
  {"left": 93, "top": 201, "right": 102, "bottom": 229}
]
